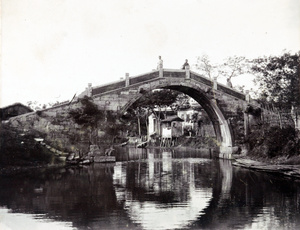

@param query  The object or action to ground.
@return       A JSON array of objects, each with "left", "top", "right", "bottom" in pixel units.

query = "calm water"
[{"left": 0, "top": 147, "right": 300, "bottom": 230}]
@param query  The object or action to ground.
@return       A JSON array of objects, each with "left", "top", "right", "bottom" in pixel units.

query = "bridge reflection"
[
  {"left": 113, "top": 148, "right": 232, "bottom": 230},
  {"left": 1, "top": 148, "right": 298, "bottom": 229}
]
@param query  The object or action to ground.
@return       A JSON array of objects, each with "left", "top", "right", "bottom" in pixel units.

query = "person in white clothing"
[{"left": 157, "top": 56, "right": 163, "bottom": 69}]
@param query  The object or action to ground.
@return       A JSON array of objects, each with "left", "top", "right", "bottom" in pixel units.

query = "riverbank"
[
  {"left": 0, "top": 123, "right": 65, "bottom": 176},
  {"left": 232, "top": 157, "right": 300, "bottom": 179},
  {"left": 231, "top": 125, "right": 300, "bottom": 179},
  {"left": 2, "top": 121, "right": 300, "bottom": 179}
]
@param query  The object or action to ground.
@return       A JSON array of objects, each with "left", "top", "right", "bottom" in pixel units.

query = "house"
[
  {"left": 159, "top": 115, "right": 183, "bottom": 147},
  {"left": 177, "top": 107, "right": 202, "bottom": 134},
  {"left": 147, "top": 98, "right": 216, "bottom": 139},
  {"left": 0, "top": 103, "right": 33, "bottom": 121},
  {"left": 160, "top": 115, "right": 184, "bottom": 138}
]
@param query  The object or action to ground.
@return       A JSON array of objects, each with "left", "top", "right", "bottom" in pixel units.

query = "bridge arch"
[{"left": 121, "top": 81, "right": 233, "bottom": 149}]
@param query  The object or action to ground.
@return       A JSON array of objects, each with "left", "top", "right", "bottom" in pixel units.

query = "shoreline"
[
  {"left": 232, "top": 157, "right": 300, "bottom": 179},
  {"left": 0, "top": 163, "right": 66, "bottom": 176},
  {"left": 2, "top": 146, "right": 300, "bottom": 180}
]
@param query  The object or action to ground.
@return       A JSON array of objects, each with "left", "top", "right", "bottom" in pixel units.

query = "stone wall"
[{"left": 8, "top": 103, "right": 91, "bottom": 155}]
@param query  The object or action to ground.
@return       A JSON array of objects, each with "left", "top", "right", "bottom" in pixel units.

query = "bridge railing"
[
  {"left": 90, "top": 68, "right": 246, "bottom": 101},
  {"left": 92, "top": 70, "right": 160, "bottom": 96}
]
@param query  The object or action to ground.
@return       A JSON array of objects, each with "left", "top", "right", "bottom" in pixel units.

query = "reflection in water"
[
  {"left": 0, "top": 208, "right": 74, "bottom": 230},
  {"left": 219, "top": 159, "right": 233, "bottom": 201},
  {"left": 0, "top": 147, "right": 299, "bottom": 230},
  {"left": 113, "top": 150, "right": 213, "bottom": 230}
]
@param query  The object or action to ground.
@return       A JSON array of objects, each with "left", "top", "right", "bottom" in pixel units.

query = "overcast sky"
[{"left": 1, "top": 0, "right": 299, "bottom": 107}]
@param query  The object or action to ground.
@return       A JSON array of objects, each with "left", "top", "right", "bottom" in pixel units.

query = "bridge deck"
[{"left": 91, "top": 69, "right": 246, "bottom": 101}]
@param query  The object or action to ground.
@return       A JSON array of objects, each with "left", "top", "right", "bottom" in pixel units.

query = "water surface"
[{"left": 0, "top": 147, "right": 299, "bottom": 229}]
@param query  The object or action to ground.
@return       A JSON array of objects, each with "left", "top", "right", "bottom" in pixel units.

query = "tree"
[
  {"left": 194, "top": 55, "right": 220, "bottom": 79},
  {"left": 194, "top": 55, "right": 249, "bottom": 86},
  {"left": 250, "top": 51, "right": 300, "bottom": 108},
  {"left": 69, "top": 96, "right": 104, "bottom": 144},
  {"left": 171, "top": 93, "right": 191, "bottom": 111},
  {"left": 219, "top": 56, "right": 249, "bottom": 82},
  {"left": 128, "top": 89, "right": 181, "bottom": 136}
]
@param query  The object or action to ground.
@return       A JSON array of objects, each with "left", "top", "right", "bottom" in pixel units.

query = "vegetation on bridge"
[{"left": 68, "top": 96, "right": 127, "bottom": 144}]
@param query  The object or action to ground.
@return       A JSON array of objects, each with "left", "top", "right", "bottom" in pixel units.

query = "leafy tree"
[
  {"left": 132, "top": 89, "right": 181, "bottom": 111},
  {"left": 69, "top": 96, "right": 103, "bottom": 126},
  {"left": 103, "top": 111, "right": 128, "bottom": 143},
  {"left": 69, "top": 96, "right": 104, "bottom": 143},
  {"left": 128, "top": 89, "right": 181, "bottom": 136},
  {"left": 251, "top": 51, "right": 300, "bottom": 108},
  {"left": 172, "top": 93, "right": 191, "bottom": 110}
]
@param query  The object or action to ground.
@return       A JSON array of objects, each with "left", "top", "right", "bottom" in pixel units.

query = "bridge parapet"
[{"left": 89, "top": 69, "right": 246, "bottom": 101}]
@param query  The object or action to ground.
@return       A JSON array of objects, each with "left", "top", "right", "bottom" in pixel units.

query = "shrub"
[
  {"left": 247, "top": 125, "right": 299, "bottom": 158},
  {"left": 0, "top": 124, "right": 53, "bottom": 167}
]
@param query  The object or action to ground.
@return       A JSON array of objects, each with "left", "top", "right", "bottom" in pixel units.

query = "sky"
[{"left": 1, "top": 0, "right": 299, "bottom": 107}]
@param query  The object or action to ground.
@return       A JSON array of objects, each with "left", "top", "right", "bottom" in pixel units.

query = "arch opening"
[
  {"left": 122, "top": 84, "right": 233, "bottom": 150},
  {"left": 164, "top": 85, "right": 233, "bottom": 148}
]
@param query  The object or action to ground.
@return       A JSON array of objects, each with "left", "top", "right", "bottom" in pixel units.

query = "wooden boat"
[
  {"left": 94, "top": 155, "right": 116, "bottom": 163},
  {"left": 66, "top": 153, "right": 94, "bottom": 165},
  {"left": 79, "top": 159, "right": 93, "bottom": 165},
  {"left": 137, "top": 141, "right": 148, "bottom": 148},
  {"left": 66, "top": 159, "right": 80, "bottom": 165},
  {"left": 120, "top": 141, "right": 128, "bottom": 147}
]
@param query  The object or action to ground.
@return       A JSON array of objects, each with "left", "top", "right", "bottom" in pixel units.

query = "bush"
[
  {"left": 247, "top": 125, "right": 299, "bottom": 158},
  {"left": 0, "top": 124, "right": 53, "bottom": 167}
]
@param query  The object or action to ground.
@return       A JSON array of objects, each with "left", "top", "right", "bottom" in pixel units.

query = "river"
[{"left": 0, "top": 147, "right": 299, "bottom": 230}]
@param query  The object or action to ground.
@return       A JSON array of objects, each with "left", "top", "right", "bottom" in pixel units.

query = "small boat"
[
  {"left": 66, "top": 159, "right": 80, "bottom": 165},
  {"left": 120, "top": 141, "right": 128, "bottom": 147},
  {"left": 94, "top": 155, "right": 116, "bottom": 163},
  {"left": 66, "top": 152, "right": 94, "bottom": 165},
  {"left": 137, "top": 141, "right": 148, "bottom": 148},
  {"left": 79, "top": 159, "right": 93, "bottom": 165}
]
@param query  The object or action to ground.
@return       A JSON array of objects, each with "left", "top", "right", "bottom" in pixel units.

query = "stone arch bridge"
[
  {"left": 10, "top": 68, "right": 283, "bottom": 159},
  {"left": 78, "top": 68, "right": 255, "bottom": 158}
]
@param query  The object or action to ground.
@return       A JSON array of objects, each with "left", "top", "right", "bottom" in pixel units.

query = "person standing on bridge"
[
  {"left": 182, "top": 59, "right": 190, "bottom": 70},
  {"left": 157, "top": 56, "right": 163, "bottom": 70}
]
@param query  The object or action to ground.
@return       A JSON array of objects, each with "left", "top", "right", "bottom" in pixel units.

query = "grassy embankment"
[
  {"left": 243, "top": 125, "right": 300, "bottom": 164},
  {"left": 0, "top": 123, "right": 62, "bottom": 174}
]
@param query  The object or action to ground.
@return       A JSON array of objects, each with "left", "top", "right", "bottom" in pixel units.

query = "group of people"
[{"left": 157, "top": 56, "right": 190, "bottom": 70}]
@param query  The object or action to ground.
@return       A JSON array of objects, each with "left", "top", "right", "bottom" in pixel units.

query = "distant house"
[
  {"left": 148, "top": 99, "right": 216, "bottom": 139},
  {"left": 0, "top": 103, "right": 33, "bottom": 121},
  {"left": 160, "top": 115, "right": 184, "bottom": 138},
  {"left": 148, "top": 111, "right": 175, "bottom": 138},
  {"left": 177, "top": 107, "right": 201, "bottom": 132}
]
